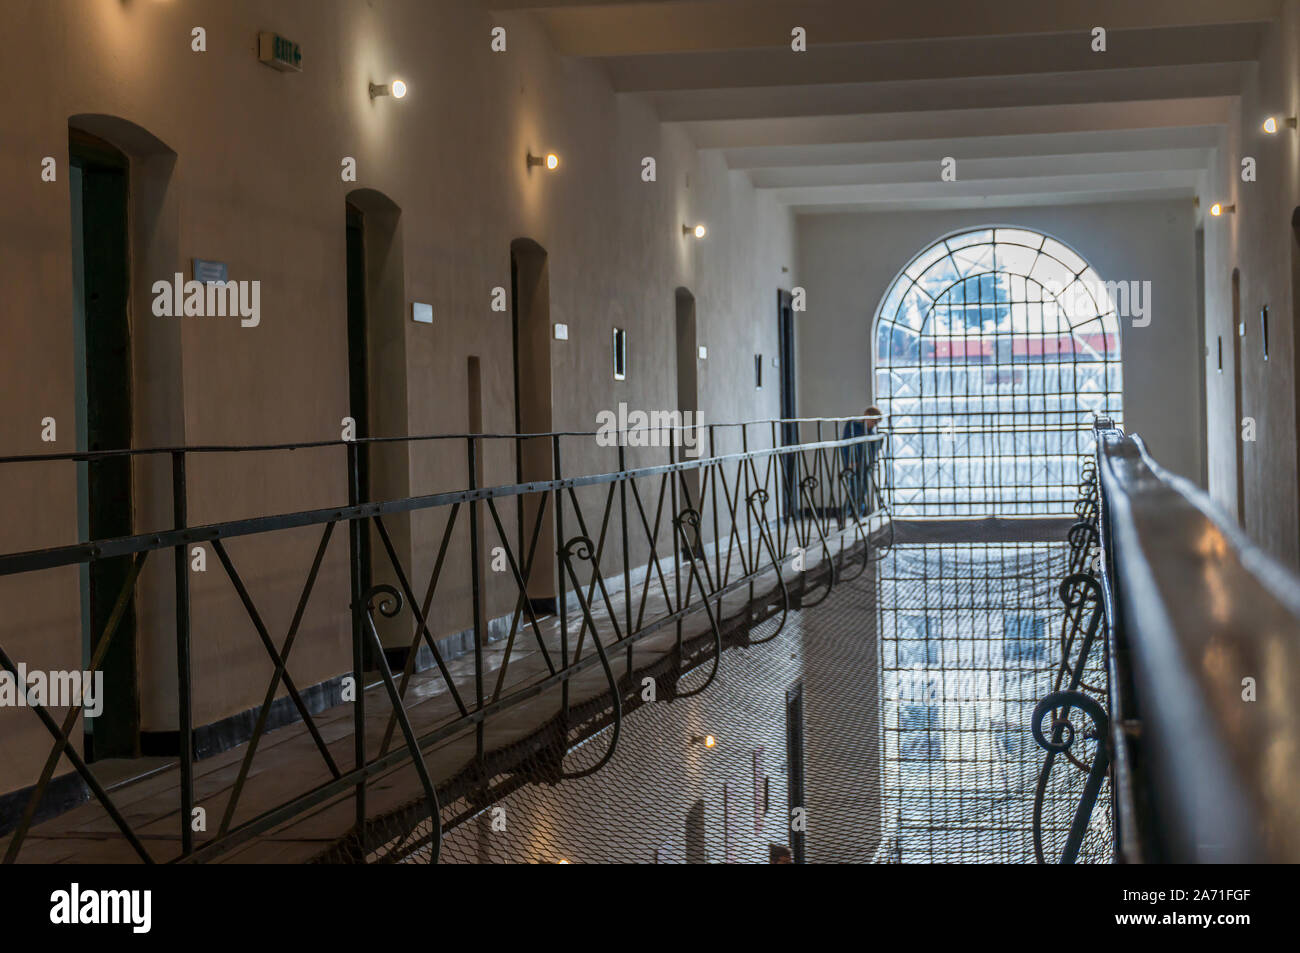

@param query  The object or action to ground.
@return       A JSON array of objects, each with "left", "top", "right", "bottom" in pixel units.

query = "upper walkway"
[
  {"left": 0, "top": 417, "right": 888, "bottom": 863},
  {"left": 4, "top": 416, "right": 1299, "bottom": 863}
]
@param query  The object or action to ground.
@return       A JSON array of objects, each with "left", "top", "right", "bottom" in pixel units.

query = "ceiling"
[{"left": 487, "top": 0, "right": 1280, "bottom": 214}]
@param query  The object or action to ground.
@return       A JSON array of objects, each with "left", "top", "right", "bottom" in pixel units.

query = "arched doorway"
[
  {"left": 70, "top": 127, "right": 133, "bottom": 759},
  {"left": 510, "top": 238, "right": 556, "bottom": 612},
  {"left": 873, "top": 226, "right": 1123, "bottom": 517},
  {"left": 675, "top": 288, "right": 700, "bottom": 513},
  {"left": 1290, "top": 207, "right": 1300, "bottom": 538},
  {"left": 344, "top": 188, "right": 409, "bottom": 648},
  {"left": 68, "top": 115, "right": 178, "bottom": 760},
  {"left": 1231, "top": 267, "right": 1246, "bottom": 525}
]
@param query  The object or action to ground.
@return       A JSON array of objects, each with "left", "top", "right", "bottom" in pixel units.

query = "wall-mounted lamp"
[
  {"left": 1262, "top": 115, "right": 1297, "bottom": 134},
  {"left": 691, "top": 734, "right": 717, "bottom": 748},
  {"left": 1210, "top": 202, "right": 1236, "bottom": 217},
  {"left": 527, "top": 152, "right": 559, "bottom": 171},
  {"left": 683, "top": 223, "right": 707, "bottom": 239},
  {"left": 369, "top": 79, "right": 407, "bottom": 99}
]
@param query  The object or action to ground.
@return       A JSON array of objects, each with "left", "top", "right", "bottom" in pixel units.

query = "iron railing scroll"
[{"left": 1031, "top": 447, "right": 1111, "bottom": 863}]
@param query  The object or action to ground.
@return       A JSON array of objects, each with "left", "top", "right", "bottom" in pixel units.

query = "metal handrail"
[
  {"left": 0, "top": 430, "right": 881, "bottom": 575},
  {"left": 0, "top": 415, "right": 884, "bottom": 466},
  {"left": 0, "top": 417, "right": 892, "bottom": 864},
  {"left": 1094, "top": 421, "right": 1300, "bottom": 862}
]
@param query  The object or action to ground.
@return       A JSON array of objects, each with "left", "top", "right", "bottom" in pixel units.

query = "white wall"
[
  {"left": 0, "top": 0, "right": 794, "bottom": 792},
  {"left": 1201, "top": 0, "right": 1300, "bottom": 569},
  {"left": 795, "top": 200, "right": 1204, "bottom": 485}
]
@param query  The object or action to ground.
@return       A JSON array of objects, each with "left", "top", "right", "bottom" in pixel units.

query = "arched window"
[{"left": 874, "top": 227, "right": 1123, "bottom": 517}]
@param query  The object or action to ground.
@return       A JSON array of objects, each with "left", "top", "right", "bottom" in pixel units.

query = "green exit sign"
[{"left": 258, "top": 32, "right": 302, "bottom": 72}]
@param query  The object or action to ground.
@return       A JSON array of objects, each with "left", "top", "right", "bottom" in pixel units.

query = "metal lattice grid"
[
  {"left": 321, "top": 559, "right": 888, "bottom": 865},
  {"left": 876, "top": 542, "right": 1111, "bottom": 863},
  {"left": 874, "top": 227, "right": 1124, "bottom": 517}
]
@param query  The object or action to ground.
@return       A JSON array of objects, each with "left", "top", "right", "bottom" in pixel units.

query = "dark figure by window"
[{"left": 841, "top": 406, "right": 883, "bottom": 513}]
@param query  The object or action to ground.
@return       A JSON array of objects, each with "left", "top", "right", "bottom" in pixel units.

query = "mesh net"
[
  {"left": 316, "top": 539, "right": 1111, "bottom": 864},
  {"left": 877, "top": 542, "right": 1111, "bottom": 863}
]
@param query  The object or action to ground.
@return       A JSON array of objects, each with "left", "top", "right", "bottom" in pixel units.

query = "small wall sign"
[
  {"left": 258, "top": 32, "right": 302, "bottom": 72},
  {"left": 192, "top": 259, "right": 228, "bottom": 283}
]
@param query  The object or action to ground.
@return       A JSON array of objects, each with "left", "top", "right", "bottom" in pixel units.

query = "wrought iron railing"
[
  {"left": 1031, "top": 458, "right": 1111, "bottom": 863},
  {"left": 0, "top": 417, "right": 892, "bottom": 863},
  {"left": 1034, "top": 418, "right": 1300, "bottom": 863}
]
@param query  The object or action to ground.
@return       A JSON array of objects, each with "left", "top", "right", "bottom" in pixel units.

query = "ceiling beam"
[
  {"left": 682, "top": 97, "right": 1233, "bottom": 149},
  {"left": 774, "top": 168, "right": 1198, "bottom": 208},
  {"left": 506, "top": 0, "right": 1279, "bottom": 57},
  {"left": 746, "top": 149, "right": 1209, "bottom": 189},
  {"left": 647, "top": 63, "right": 1243, "bottom": 122},
  {"left": 598, "top": 23, "right": 1262, "bottom": 92},
  {"left": 790, "top": 185, "right": 1195, "bottom": 214},
  {"left": 719, "top": 126, "right": 1222, "bottom": 170}
]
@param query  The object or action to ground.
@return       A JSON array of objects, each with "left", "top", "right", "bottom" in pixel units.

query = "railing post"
[
  {"left": 467, "top": 435, "right": 485, "bottom": 767},
  {"left": 346, "top": 440, "right": 366, "bottom": 841},
  {"left": 619, "top": 442, "right": 632, "bottom": 679},
  {"left": 772, "top": 420, "right": 785, "bottom": 556},
  {"left": 514, "top": 434, "right": 525, "bottom": 572},
  {"left": 669, "top": 431, "right": 683, "bottom": 658},
  {"left": 815, "top": 420, "right": 825, "bottom": 537},
  {"left": 742, "top": 423, "right": 753, "bottom": 605},
  {"left": 171, "top": 450, "right": 193, "bottom": 857},
  {"left": 709, "top": 423, "right": 721, "bottom": 617},
  {"left": 553, "top": 434, "right": 568, "bottom": 720},
  {"left": 794, "top": 420, "right": 805, "bottom": 548}
]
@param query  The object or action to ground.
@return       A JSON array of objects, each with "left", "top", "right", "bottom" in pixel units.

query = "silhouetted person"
[{"left": 841, "top": 406, "right": 883, "bottom": 510}]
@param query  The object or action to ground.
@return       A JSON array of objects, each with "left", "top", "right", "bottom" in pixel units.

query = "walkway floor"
[{"left": 2, "top": 513, "right": 880, "bottom": 863}]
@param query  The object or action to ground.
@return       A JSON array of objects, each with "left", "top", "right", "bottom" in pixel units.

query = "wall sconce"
[
  {"left": 691, "top": 734, "right": 717, "bottom": 748},
  {"left": 1262, "top": 116, "right": 1297, "bottom": 134},
  {"left": 369, "top": 79, "right": 407, "bottom": 99},
  {"left": 1210, "top": 202, "right": 1236, "bottom": 217},
  {"left": 527, "top": 152, "right": 559, "bottom": 171},
  {"left": 683, "top": 223, "right": 707, "bottom": 239}
]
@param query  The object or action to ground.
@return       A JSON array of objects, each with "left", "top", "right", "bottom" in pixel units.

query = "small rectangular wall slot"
[
  {"left": 754, "top": 354, "right": 763, "bottom": 389},
  {"left": 685, "top": 800, "right": 706, "bottom": 864},
  {"left": 1216, "top": 336, "right": 1222, "bottom": 373},
  {"left": 1261, "top": 306, "right": 1269, "bottom": 360},
  {"left": 612, "top": 327, "right": 627, "bottom": 380},
  {"left": 785, "top": 681, "right": 805, "bottom": 864}
]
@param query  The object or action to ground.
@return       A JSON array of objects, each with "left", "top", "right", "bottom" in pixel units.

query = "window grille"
[{"left": 874, "top": 227, "right": 1123, "bottom": 517}]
